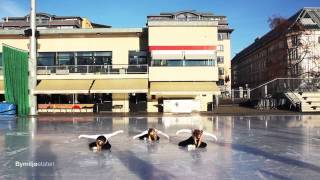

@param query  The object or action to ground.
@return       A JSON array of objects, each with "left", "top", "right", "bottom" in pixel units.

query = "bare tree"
[
  {"left": 268, "top": 15, "right": 288, "bottom": 29},
  {"left": 286, "top": 23, "right": 320, "bottom": 78},
  {"left": 269, "top": 15, "right": 320, "bottom": 81}
]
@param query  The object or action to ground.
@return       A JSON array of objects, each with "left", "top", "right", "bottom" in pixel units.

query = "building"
[
  {"left": 0, "top": 10, "right": 233, "bottom": 113},
  {"left": 0, "top": 12, "right": 110, "bottom": 29},
  {"left": 232, "top": 7, "right": 320, "bottom": 89}
]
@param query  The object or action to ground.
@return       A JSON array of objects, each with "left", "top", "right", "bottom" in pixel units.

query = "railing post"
[
  {"left": 231, "top": 89, "right": 234, "bottom": 102},
  {"left": 239, "top": 87, "right": 243, "bottom": 98},
  {"left": 264, "top": 85, "right": 268, "bottom": 98}
]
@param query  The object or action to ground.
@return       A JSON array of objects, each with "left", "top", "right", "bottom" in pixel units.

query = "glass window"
[
  {"left": 218, "top": 33, "right": 229, "bottom": 41},
  {"left": 94, "top": 52, "right": 112, "bottom": 65},
  {"left": 76, "top": 52, "right": 93, "bottom": 65},
  {"left": 167, "top": 60, "right": 183, "bottom": 66},
  {"left": 129, "top": 51, "right": 147, "bottom": 65},
  {"left": 57, "top": 52, "right": 75, "bottom": 65},
  {"left": 152, "top": 60, "right": 162, "bottom": 66},
  {"left": 37, "top": 52, "right": 56, "bottom": 66},
  {"left": 184, "top": 60, "right": 210, "bottom": 66},
  {"left": 217, "top": 56, "right": 224, "bottom": 64},
  {"left": 219, "top": 67, "right": 224, "bottom": 75},
  {"left": 217, "top": 79, "right": 225, "bottom": 85},
  {"left": 217, "top": 45, "right": 224, "bottom": 51},
  {"left": 151, "top": 59, "right": 216, "bottom": 66}
]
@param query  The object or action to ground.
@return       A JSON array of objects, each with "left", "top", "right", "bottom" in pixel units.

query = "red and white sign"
[{"left": 149, "top": 46, "right": 216, "bottom": 60}]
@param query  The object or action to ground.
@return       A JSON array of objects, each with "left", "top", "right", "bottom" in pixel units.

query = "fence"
[
  {"left": 250, "top": 78, "right": 320, "bottom": 100},
  {"left": 36, "top": 64, "right": 149, "bottom": 75}
]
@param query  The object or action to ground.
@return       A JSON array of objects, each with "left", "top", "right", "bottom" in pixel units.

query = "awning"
[
  {"left": 150, "top": 82, "right": 220, "bottom": 95},
  {"left": 0, "top": 81, "right": 4, "bottom": 94},
  {"left": 90, "top": 79, "right": 148, "bottom": 93},
  {"left": 151, "top": 50, "right": 184, "bottom": 60},
  {"left": 184, "top": 50, "right": 216, "bottom": 59},
  {"left": 35, "top": 80, "right": 93, "bottom": 94}
]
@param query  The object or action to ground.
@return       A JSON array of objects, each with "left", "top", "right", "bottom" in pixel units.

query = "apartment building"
[
  {"left": 0, "top": 11, "right": 233, "bottom": 113},
  {"left": 232, "top": 7, "right": 320, "bottom": 89}
]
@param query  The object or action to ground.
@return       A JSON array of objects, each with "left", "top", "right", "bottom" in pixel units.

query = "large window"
[
  {"left": 37, "top": 52, "right": 56, "bottom": 66},
  {"left": 94, "top": 52, "right": 112, "bottom": 65},
  {"left": 151, "top": 59, "right": 216, "bottom": 66},
  {"left": 76, "top": 52, "right": 93, "bottom": 65},
  {"left": 129, "top": 51, "right": 147, "bottom": 65},
  {"left": 56, "top": 51, "right": 113, "bottom": 66},
  {"left": 75, "top": 51, "right": 112, "bottom": 65},
  {"left": 57, "top": 52, "right": 75, "bottom": 65}
]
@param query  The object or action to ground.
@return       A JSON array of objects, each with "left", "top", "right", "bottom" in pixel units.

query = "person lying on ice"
[
  {"left": 176, "top": 129, "right": 217, "bottom": 149},
  {"left": 78, "top": 130, "right": 123, "bottom": 151},
  {"left": 133, "top": 128, "right": 169, "bottom": 142}
]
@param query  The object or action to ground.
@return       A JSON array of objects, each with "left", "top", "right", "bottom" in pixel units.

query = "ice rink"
[{"left": 1, "top": 115, "right": 320, "bottom": 179}]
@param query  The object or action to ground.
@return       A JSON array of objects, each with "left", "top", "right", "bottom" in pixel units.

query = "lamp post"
[{"left": 29, "top": 0, "right": 37, "bottom": 115}]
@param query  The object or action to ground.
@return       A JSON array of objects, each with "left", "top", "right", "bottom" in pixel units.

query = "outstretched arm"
[
  {"left": 156, "top": 130, "right": 170, "bottom": 139},
  {"left": 79, "top": 130, "right": 124, "bottom": 140},
  {"left": 203, "top": 131, "right": 218, "bottom": 141},
  {"left": 79, "top": 134, "right": 100, "bottom": 140},
  {"left": 103, "top": 130, "right": 124, "bottom": 139},
  {"left": 133, "top": 130, "right": 148, "bottom": 140},
  {"left": 176, "top": 129, "right": 192, "bottom": 135}
]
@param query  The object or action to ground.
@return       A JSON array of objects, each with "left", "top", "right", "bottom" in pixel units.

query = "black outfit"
[
  {"left": 178, "top": 136, "right": 207, "bottom": 148},
  {"left": 139, "top": 134, "right": 160, "bottom": 141},
  {"left": 89, "top": 141, "right": 111, "bottom": 150}
]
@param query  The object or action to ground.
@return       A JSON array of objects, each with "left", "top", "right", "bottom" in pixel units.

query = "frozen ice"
[{"left": 0, "top": 115, "right": 320, "bottom": 179}]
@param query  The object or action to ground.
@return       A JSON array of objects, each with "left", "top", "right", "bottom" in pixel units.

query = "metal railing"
[
  {"left": 250, "top": 78, "right": 320, "bottom": 100},
  {"left": 147, "top": 17, "right": 218, "bottom": 22},
  {"left": 36, "top": 64, "right": 149, "bottom": 75}
]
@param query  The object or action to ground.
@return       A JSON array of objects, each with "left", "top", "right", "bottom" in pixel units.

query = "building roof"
[
  {"left": 147, "top": 10, "right": 232, "bottom": 31},
  {"left": 0, "top": 12, "right": 111, "bottom": 29},
  {"left": 232, "top": 7, "right": 320, "bottom": 63},
  {"left": 1, "top": 12, "right": 82, "bottom": 21}
]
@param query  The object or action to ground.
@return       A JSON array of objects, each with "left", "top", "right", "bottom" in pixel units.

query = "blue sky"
[{"left": 0, "top": 0, "right": 319, "bottom": 58}]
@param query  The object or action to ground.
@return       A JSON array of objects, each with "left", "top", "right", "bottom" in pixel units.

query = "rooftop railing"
[
  {"left": 36, "top": 64, "right": 149, "bottom": 75},
  {"left": 147, "top": 17, "right": 220, "bottom": 22}
]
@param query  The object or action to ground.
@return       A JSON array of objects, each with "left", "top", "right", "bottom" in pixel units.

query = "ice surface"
[{"left": 1, "top": 115, "right": 320, "bottom": 179}]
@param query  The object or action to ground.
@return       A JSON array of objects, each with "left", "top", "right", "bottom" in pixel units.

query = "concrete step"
[
  {"left": 301, "top": 105, "right": 320, "bottom": 112},
  {"left": 303, "top": 101, "right": 320, "bottom": 106},
  {"left": 298, "top": 92, "right": 320, "bottom": 97},
  {"left": 301, "top": 97, "right": 320, "bottom": 101}
]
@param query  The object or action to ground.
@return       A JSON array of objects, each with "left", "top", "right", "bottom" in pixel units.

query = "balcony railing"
[{"left": 36, "top": 64, "right": 149, "bottom": 75}]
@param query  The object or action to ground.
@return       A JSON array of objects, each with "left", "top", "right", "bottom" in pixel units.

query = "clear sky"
[{"left": 0, "top": 0, "right": 319, "bottom": 58}]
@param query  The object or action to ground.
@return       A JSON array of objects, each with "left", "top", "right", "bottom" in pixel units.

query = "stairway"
[{"left": 285, "top": 91, "right": 320, "bottom": 112}]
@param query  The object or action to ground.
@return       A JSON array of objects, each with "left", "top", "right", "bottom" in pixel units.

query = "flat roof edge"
[{"left": 0, "top": 28, "right": 143, "bottom": 35}]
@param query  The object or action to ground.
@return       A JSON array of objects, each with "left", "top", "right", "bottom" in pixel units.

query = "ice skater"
[
  {"left": 78, "top": 130, "right": 124, "bottom": 152},
  {"left": 133, "top": 128, "right": 169, "bottom": 142},
  {"left": 176, "top": 129, "right": 217, "bottom": 149}
]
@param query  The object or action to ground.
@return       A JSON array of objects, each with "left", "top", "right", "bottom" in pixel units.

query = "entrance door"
[{"left": 129, "top": 93, "right": 147, "bottom": 112}]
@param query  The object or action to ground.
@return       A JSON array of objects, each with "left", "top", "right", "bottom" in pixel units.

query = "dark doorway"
[
  {"left": 93, "top": 93, "right": 112, "bottom": 113},
  {"left": 129, "top": 93, "right": 147, "bottom": 112}
]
